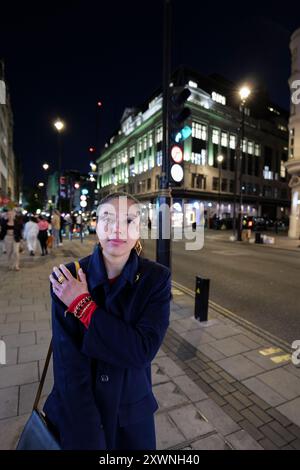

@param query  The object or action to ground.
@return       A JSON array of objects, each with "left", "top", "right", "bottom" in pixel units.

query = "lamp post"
[
  {"left": 237, "top": 86, "right": 251, "bottom": 241},
  {"left": 53, "top": 119, "right": 65, "bottom": 212},
  {"left": 217, "top": 154, "right": 224, "bottom": 220}
]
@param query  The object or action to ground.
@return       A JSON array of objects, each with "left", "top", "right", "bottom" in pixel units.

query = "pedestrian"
[
  {"left": 51, "top": 210, "right": 61, "bottom": 248},
  {"left": 0, "top": 209, "right": 8, "bottom": 254},
  {"left": 59, "top": 213, "right": 65, "bottom": 245},
  {"left": 37, "top": 215, "right": 49, "bottom": 256},
  {"left": 3, "top": 208, "right": 23, "bottom": 271},
  {"left": 24, "top": 216, "right": 39, "bottom": 256},
  {"left": 44, "top": 191, "right": 172, "bottom": 450}
]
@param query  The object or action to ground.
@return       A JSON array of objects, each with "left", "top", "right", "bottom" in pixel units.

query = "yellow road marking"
[
  {"left": 259, "top": 347, "right": 282, "bottom": 356},
  {"left": 270, "top": 354, "right": 291, "bottom": 364}
]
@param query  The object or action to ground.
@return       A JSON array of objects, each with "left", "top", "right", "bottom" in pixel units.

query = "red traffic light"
[
  {"left": 89, "top": 147, "right": 96, "bottom": 153},
  {"left": 171, "top": 145, "right": 183, "bottom": 163},
  {"left": 97, "top": 101, "right": 102, "bottom": 107}
]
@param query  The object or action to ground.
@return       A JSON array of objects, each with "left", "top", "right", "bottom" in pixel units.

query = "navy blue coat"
[{"left": 43, "top": 244, "right": 172, "bottom": 450}]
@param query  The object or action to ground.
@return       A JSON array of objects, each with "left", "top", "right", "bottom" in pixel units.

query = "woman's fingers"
[
  {"left": 49, "top": 273, "right": 61, "bottom": 290},
  {"left": 59, "top": 264, "right": 73, "bottom": 281},
  {"left": 52, "top": 266, "right": 67, "bottom": 283}
]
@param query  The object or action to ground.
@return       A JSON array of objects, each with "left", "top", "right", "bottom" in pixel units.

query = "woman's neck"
[{"left": 102, "top": 250, "right": 131, "bottom": 279}]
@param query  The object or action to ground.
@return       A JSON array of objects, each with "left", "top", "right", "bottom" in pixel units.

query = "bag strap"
[{"left": 33, "top": 260, "right": 81, "bottom": 412}]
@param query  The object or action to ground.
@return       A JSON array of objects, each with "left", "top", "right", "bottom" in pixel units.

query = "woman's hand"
[{"left": 49, "top": 264, "right": 89, "bottom": 307}]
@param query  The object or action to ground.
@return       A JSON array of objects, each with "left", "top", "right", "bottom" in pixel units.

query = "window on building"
[
  {"left": 155, "top": 175, "right": 160, "bottom": 190},
  {"left": 242, "top": 138, "right": 247, "bottom": 153},
  {"left": 147, "top": 178, "right": 151, "bottom": 190},
  {"left": 263, "top": 166, "right": 273, "bottom": 180},
  {"left": 192, "top": 122, "right": 207, "bottom": 140},
  {"left": 221, "top": 178, "right": 227, "bottom": 192},
  {"left": 229, "top": 180, "right": 235, "bottom": 193},
  {"left": 254, "top": 143, "right": 260, "bottom": 156},
  {"left": 192, "top": 173, "right": 206, "bottom": 189},
  {"left": 156, "top": 126, "right": 163, "bottom": 143},
  {"left": 248, "top": 141, "right": 254, "bottom": 155},
  {"left": 221, "top": 132, "right": 228, "bottom": 147},
  {"left": 229, "top": 134, "right": 236, "bottom": 149},
  {"left": 148, "top": 132, "right": 153, "bottom": 148},
  {"left": 212, "top": 128, "right": 220, "bottom": 145},
  {"left": 280, "top": 161, "right": 286, "bottom": 180},
  {"left": 191, "top": 150, "right": 206, "bottom": 165},
  {"left": 143, "top": 136, "right": 147, "bottom": 151},
  {"left": 156, "top": 150, "right": 162, "bottom": 166},
  {"left": 212, "top": 177, "right": 219, "bottom": 191}
]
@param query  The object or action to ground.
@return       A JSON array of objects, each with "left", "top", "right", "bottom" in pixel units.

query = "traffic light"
[{"left": 169, "top": 86, "right": 191, "bottom": 186}]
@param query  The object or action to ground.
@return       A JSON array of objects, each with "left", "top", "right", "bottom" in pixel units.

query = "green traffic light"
[{"left": 175, "top": 125, "right": 192, "bottom": 143}]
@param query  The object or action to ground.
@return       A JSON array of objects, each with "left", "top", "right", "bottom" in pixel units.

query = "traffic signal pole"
[{"left": 156, "top": 0, "right": 172, "bottom": 269}]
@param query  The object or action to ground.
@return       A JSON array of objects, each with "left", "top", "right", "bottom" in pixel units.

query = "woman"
[
  {"left": 37, "top": 215, "right": 49, "bottom": 255},
  {"left": 23, "top": 216, "right": 39, "bottom": 256},
  {"left": 51, "top": 210, "right": 61, "bottom": 247},
  {"left": 44, "top": 192, "right": 172, "bottom": 450},
  {"left": 3, "top": 208, "right": 23, "bottom": 271}
]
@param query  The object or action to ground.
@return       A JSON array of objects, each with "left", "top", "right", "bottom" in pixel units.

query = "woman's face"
[{"left": 96, "top": 197, "right": 141, "bottom": 257}]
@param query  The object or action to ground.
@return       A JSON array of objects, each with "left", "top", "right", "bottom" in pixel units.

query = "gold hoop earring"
[{"left": 134, "top": 239, "right": 142, "bottom": 256}]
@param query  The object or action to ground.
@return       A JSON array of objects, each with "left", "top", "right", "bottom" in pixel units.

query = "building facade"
[
  {"left": 0, "top": 60, "right": 19, "bottom": 207},
  {"left": 286, "top": 27, "right": 300, "bottom": 239},
  {"left": 96, "top": 67, "right": 290, "bottom": 228}
]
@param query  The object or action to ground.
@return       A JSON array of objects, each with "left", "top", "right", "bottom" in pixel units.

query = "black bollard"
[{"left": 194, "top": 276, "right": 210, "bottom": 322}]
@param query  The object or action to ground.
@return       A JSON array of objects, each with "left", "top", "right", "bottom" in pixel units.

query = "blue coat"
[{"left": 43, "top": 244, "right": 172, "bottom": 450}]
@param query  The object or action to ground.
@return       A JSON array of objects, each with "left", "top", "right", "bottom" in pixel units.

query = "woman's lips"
[{"left": 108, "top": 239, "right": 126, "bottom": 245}]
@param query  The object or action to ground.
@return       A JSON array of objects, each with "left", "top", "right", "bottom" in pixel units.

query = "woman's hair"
[{"left": 96, "top": 191, "right": 141, "bottom": 218}]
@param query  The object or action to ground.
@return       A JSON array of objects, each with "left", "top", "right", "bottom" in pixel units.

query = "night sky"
[{"left": 1, "top": 0, "right": 300, "bottom": 189}]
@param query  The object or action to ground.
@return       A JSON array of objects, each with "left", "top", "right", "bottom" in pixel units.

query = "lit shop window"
[
  {"left": 143, "top": 136, "right": 147, "bottom": 151},
  {"left": 192, "top": 122, "right": 207, "bottom": 140}
]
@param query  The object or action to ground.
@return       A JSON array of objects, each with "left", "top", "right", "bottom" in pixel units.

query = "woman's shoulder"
[{"left": 139, "top": 256, "right": 171, "bottom": 281}]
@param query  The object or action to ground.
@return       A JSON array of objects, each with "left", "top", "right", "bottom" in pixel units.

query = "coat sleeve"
[
  {"left": 49, "top": 284, "right": 106, "bottom": 450},
  {"left": 81, "top": 270, "right": 172, "bottom": 369}
]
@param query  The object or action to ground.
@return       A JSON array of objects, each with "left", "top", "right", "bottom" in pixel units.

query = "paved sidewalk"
[{"left": 1, "top": 238, "right": 300, "bottom": 450}]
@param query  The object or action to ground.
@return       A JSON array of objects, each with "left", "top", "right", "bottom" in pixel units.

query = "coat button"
[{"left": 100, "top": 374, "right": 109, "bottom": 382}]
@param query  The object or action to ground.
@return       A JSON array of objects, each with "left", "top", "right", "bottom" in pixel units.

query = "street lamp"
[
  {"left": 235, "top": 85, "right": 251, "bottom": 241},
  {"left": 53, "top": 118, "right": 65, "bottom": 211},
  {"left": 42, "top": 163, "right": 49, "bottom": 171},
  {"left": 38, "top": 182, "right": 44, "bottom": 187},
  {"left": 217, "top": 154, "right": 224, "bottom": 219}
]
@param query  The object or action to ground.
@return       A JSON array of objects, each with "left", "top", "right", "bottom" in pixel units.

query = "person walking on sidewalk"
[
  {"left": 44, "top": 191, "right": 172, "bottom": 450},
  {"left": 37, "top": 215, "right": 49, "bottom": 256},
  {"left": 51, "top": 210, "right": 61, "bottom": 248},
  {"left": 0, "top": 209, "right": 8, "bottom": 254},
  {"left": 3, "top": 208, "right": 23, "bottom": 271},
  {"left": 24, "top": 216, "right": 39, "bottom": 256}
]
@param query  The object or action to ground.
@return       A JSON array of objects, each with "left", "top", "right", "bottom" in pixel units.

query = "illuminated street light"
[
  {"left": 38, "top": 182, "right": 44, "bottom": 187},
  {"left": 42, "top": 163, "right": 49, "bottom": 170},
  {"left": 217, "top": 155, "right": 224, "bottom": 219},
  {"left": 54, "top": 119, "right": 65, "bottom": 132},
  {"left": 239, "top": 86, "right": 251, "bottom": 103}
]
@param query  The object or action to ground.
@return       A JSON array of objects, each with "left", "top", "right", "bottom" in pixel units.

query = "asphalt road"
[{"left": 142, "top": 231, "right": 300, "bottom": 345}]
